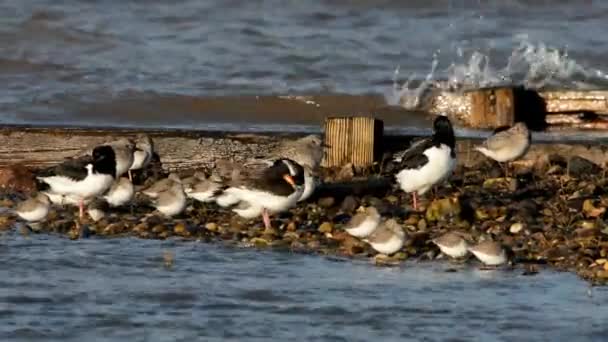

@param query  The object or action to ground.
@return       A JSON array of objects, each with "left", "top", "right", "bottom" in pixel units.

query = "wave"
[{"left": 389, "top": 36, "right": 608, "bottom": 109}]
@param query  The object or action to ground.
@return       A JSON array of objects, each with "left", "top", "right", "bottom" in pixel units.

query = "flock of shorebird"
[{"left": 13, "top": 114, "right": 531, "bottom": 267}]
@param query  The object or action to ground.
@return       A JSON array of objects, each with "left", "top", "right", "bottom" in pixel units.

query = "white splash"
[
  {"left": 389, "top": 36, "right": 608, "bottom": 109},
  {"left": 386, "top": 57, "right": 438, "bottom": 108}
]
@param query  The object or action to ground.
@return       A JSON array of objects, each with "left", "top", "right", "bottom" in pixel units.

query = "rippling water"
[
  {"left": 2, "top": 0, "right": 608, "bottom": 128},
  {"left": 1, "top": 232, "right": 607, "bottom": 341},
  {"left": 4, "top": 2, "right": 608, "bottom": 339}
]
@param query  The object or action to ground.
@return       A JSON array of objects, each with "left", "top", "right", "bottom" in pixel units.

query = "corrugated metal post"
[{"left": 322, "top": 116, "right": 382, "bottom": 168}]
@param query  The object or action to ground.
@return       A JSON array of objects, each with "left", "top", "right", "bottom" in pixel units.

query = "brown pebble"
[
  {"left": 417, "top": 219, "right": 427, "bottom": 231},
  {"left": 152, "top": 225, "right": 166, "bottom": 234},
  {"left": 340, "top": 196, "right": 359, "bottom": 213},
  {"left": 173, "top": 222, "right": 188, "bottom": 236},
  {"left": 0, "top": 216, "right": 13, "bottom": 230},
  {"left": 286, "top": 221, "right": 297, "bottom": 232},
  {"left": 385, "top": 195, "right": 399, "bottom": 204},
  {"left": 318, "top": 222, "right": 333, "bottom": 234},
  {"left": 205, "top": 222, "right": 218, "bottom": 232},
  {"left": 317, "top": 197, "right": 335, "bottom": 208},
  {"left": 282, "top": 231, "right": 300, "bottom": 240},
  {"left": 132, "top": 223, "right": 149, "bottom": 233},
  {"left": 251, "top": 237, "right": 270, "bottom": 248},
  {"left": 575, "top": 225, "right": 599, "bottom": 238},
  {"left": 307, "top": 240, "right": 321, "bottom": 250}
]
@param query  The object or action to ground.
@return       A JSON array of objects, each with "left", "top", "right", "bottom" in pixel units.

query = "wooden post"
[
  {"left": 322, "top": 116, "right": 382, "bottom": 168},
  {"left": 469, "top": 87, "right": 515, "bottom": 128}
]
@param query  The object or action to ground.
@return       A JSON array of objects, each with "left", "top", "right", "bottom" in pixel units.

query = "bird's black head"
[
  {"left": 269, "top": 158, "right": 305, "bottom": 189},
  {"left": 432, "top": 115, "right": 455, "bottom": 148},
  {"left": 92, "top": 145, "right": 117, "bottom": 178}
]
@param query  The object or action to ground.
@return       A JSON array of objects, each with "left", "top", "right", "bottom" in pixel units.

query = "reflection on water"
[{"left": 0, "top": 232, "right": 606, "bottom": 341}]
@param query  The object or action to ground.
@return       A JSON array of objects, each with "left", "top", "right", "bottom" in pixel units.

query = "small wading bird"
[
  {"left": 141, "top": 173, "right": 187, "bottom": 217},
  {"left": 363, "top": 218, "right": 405, "bottom": 255},
  {"left": 344, "top": 206, "right": 381, "bottom": 238},
  {"left": 15, "top": 193, "right": 50, "bottom": 223},
  {"left": 474, "top": 121, "right": 531, "bottom": 178},
  {"left": 432, "top": 232, "right": 469, "bottom": 259},
  {"left": 468, "top": 240, "right": 508, "bottom": 267},
  {"left": 394, "top": 115, "right": 456, "bottom": 211},
  {"left": 128, "top": 134, "right": 154, "bottom": 181}
]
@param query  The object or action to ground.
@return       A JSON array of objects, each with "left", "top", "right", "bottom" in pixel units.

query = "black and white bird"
[
  {"left": 128, "top": 134, "right": 154, "bottom": 181},
  {"left": 394, "top": 115, "right": 456, "bottom": 211},
  {"left": 103, "top": 138, "right": 135, "bottom": 178},
  {"left": 268, "top": 135, "right": 328, "bottom": 202},
  {"left": 474, "top": 122, "right": 531, "bottom": 177},
  {"left": 15, "top": 193, "right": 50, "bottom": 223},
  {"left": 214, "top": 158, "right": 305, "bottom": 229},
  {"left": 103, "top": 177, "right": 134, "bottom": 207},
  {"left": 36, "top": 145, "right": 117, "bottom": 219}
]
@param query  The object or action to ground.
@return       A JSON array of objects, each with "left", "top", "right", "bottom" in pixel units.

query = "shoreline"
[{"left": 2, "top": 154, "right": 608, "bottom": 285}]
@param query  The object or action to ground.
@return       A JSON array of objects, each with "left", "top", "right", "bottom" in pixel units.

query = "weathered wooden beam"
[
  {"left": 468, "top": 87, "right": 515, "bottom": 128},
  {"left": 540, "top": 90, "right": 608, "bottom": 114},
  {"left": 0, "top": 127, "right": 284, "bottom": 171},
  {"left": 322, "top": 117, "right": 382, "bottom": 168},
  {"left": 1, "top": 126, "right": 608, "bottom": 176},
  {"left": 427, "top": 87, "right": 608, "bottom": 129}
]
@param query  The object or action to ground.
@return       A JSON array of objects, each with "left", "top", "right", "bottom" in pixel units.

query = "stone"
[
  {"left": 336, "top": 163, "right": 355, "bottom": 181},
  {"left": 152, "top": 224, "right": 166, "bottom": 234},
  {"left": 286, "top": 221, "right": 297, "bottom": 232},
  {"left": 0, "top": 164, "right": 36, "bottom": 194},
  {"left": 340, "top": 196, "right": 359, "bottom": 213},
  {"left": 425, "top": 198, "right": 461, "bottom": 222},
  {"left": 173, "top": 222, "right": 188, "bottom": 236},
  {"left": 417, "top": 219, "right": 427, "bottom": 231},
  {"left": 385, "top": 195, "right": 399, "bottom": 204},
  {"left": 0, "top": 216, "right": 13, "bottom": 230},
  {"left": 569, "top": 156, "right": 601, "bottom": 177},
  {"left": 582, "top": 199, "right": 605, "bottom": 218},
  {"left": 482, "top": 177, "right": 518, "bottom": 192},
  {"left": 318, "top": 222, "right": 333, "bottom": 234},
  {"left": 317, "top": 197, "right": 335, "bottom": 208},
  {"left": 251, "top": 237, "right": 270, "bottom": 248},
  {"left": 510, "top": 222, "right": 524, "bottom": 234},
  {"left": 205, "top": 222, "right": 218, "bottom": 232}
]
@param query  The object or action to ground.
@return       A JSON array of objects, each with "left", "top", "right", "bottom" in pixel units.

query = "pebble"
[
  {"left": 174, "top": 222, "right": 188, "bottom": 236},
  {"left": 286, "top": 221, "right": 297, "bottom": 231},
  {"left": 510, "top": 222, "right": 524, "bottom": 234},
  {"left": 317, "top": 197, "right": 335, "bottom": 208},
  {"left": 340, "top": 196, "right": 359, "bottom": 213},
  {"left": 318, "top": 222, "right": 333, "bottom": 234}
]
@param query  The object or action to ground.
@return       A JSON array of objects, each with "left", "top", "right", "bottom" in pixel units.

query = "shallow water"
[
  {"left": 2, "top": 0, "right": 608, "bottom": 129},
  {"left": 4, "top": 2, "right": 608, "bottom": 340},
  {"left": 1, "top": 232, "right": 607, "bottom": 341}
]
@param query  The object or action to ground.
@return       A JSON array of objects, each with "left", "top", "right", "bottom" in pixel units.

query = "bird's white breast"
[
  {"left": 395, "top": 144, "right": 455, "bottom": 195},
  {"left": 345, "top": 217, "right": 380, "bottom": 238}
]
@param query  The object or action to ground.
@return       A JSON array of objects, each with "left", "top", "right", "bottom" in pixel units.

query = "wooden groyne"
[{"left": 3, "top": 86, "right": 608, "bottom": 172}]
